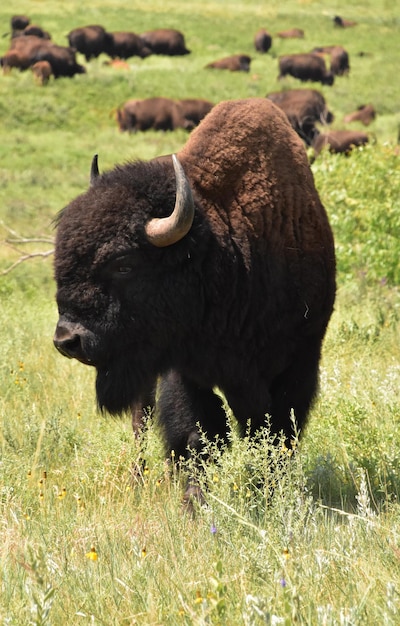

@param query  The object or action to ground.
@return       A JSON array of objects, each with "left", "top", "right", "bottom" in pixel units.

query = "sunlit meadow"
[{"left": 1, "top": 1, "right": 400, "bottom": 623}]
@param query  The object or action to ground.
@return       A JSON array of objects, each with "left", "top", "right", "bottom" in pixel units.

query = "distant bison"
[
  {"left": 312, "top": 45, "right": 350, "bottom": 76},
  {"left": 53, "top": 98, "right": 336, "bottom": 503},
  {"left": 31, "top": 60, "right": 52, "bottom": 85},
  {"left": 312, "top": 129, "right": 369, "bottom": 156},
  {"left": 267, "top": 88, "right": 333, "bottom": 145},
  {"left": 107, "top": 32, "right": 152, "bottom": 59},
  {"left": 116, "top": 97, "right": 193, "bottom": 132},
  {"left": 344, "top": 104, "right": 376, "bottom": 126},
  {"left": 32, "top": 44, "right": 86, "bottom": 78},
  {"left": 205, "top": 54, "right": 251, "bottom": 72},
  {"left": 67, "top": 25, "right": 113, "bottom": 61},
  {"left": 329, "top": 46, "right": 350, "bottom": 76},
  {"left": 333, "top": 15, "right": 357, "bottom": 28},
  {"left": 278, "top": 53, "right": 334, "bottom": 85},
  {"left": 277, "top": 28, "right": 304, "bottom": 39},
  {"left": 2, "top": 35, "right": 53, "bottom": 71},
  {"left": 139, "top": 28, "right": 190, "bottom": 56},
  {"left": 254, "top": 28, "right": 272, "bottom": 53}
]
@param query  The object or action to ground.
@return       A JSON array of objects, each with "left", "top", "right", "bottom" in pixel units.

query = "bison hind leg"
[{"left": 156, "top": 370, "right": 229, "bottom": 459}]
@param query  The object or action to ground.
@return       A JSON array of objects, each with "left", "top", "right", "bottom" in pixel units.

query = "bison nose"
[{"left": 53, "top": 320, "right": 93, "bottom": 364}]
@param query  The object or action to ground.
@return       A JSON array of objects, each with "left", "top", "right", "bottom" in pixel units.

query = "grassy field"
[{"left": 1, "top": 1, "right": 400, "bottom": 624}]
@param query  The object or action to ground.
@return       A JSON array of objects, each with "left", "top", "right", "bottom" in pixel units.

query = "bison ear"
[
  {"left": 145, "top": 154, "right": 195, "bottom": 247},
  {"left": 90, "top": 154, "right": 100, "bottom": 185}
]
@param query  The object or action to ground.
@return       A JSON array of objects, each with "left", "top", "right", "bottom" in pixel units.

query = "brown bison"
[
  {"left": 106, "top": 32, "right": 152, "bottom": 59},
  {"left": 205, "top": 54, "right": 251, "bottom": 72},
  {"left": 333, "top": 15, "right": 357, "bottom": 28},
  {"left": 4, "top": 35, "right": 83, "bottom": 79},
  {"left": 278, "top": 53, "right": 334, "bottom": 85},
  {"left": 344, "top": 104, "right": 376, "bottom": 126},
  {"left": 116, "top": 97, "right": 193, "bottom": 132},
  {"left": 277, "top": 28, "right": 305, "bottom": 38},
  {"left": 67, "top": 25, "right": 113, "bottom": 61},
  {"left": 266, "top": 88, "right": 334, "bottom": 145},
  {"left": 254, "top": 28, "right": 272, "bottom": 53},
  {"left": 312, "top": 129, "right": 369, "bottom": 156},
  {"left": 312, "top": 45, "right": 350, "bottom": 76},
  {"left": 31, "top": 60, "right": 52, "bottom": 85},
  {"left": 31, "top": 44, "right": 86, "bottom": 78},
  {"left": 53, "top": 98, "right": 336, "bottom": 502},
  {"left": 2, "top": 35, "right": 52, "bottom": 71},
  {"left": 139, "top": 28, "right": 190, "bottom": 56},
  {"left": 329, "top": 46, "right": 350, "bottom": 76}
]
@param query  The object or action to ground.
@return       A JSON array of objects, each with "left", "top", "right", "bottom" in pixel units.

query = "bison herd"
[
  {"left": 1, "top": 12, "right": 376, "bottom": 157},
  {"left": 4, "top": 11, "right": 378, "bottom": 505}
]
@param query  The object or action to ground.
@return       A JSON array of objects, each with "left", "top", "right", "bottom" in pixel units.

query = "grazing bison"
[
  {"left": 312, "top": 129, "right": 369, "bottom": 156},
  {"left": 32, "top": 44, "right": 86, "bottom": 78},
  {"left": 31, "top": 60, "right": 52, "bottom": 85},
  {"left": 277, "top": 28, "right": 304, "bottom": 39},
  {"left": 178, "top": 99, "right": 214, "bottom": 127},
  {"left": 67, "top": 25, "right": 113, "bottom": 61},
  {"left": 312, "top": 45, "right": 350, "bottom": 76},
  {"left": 254, "top": 28, "right": 272, "bottom": 53},
  {"left": 329, "top": 46, "right": 350, "bottom": 76},
  {"left": 139, "top": 28, "right": 190, "bottom": 56},
  {"left": 116, "top": 97, "right": 192, "bottom": 132},
  {"left": 278, "top": 53, "right": 334, "bottom": 85},
  {"left": 53, "top": 98, "right": 336, "bottom": 502},
  {"left": 344, "top": 104, "right": 376, "bottom": 126},
  {"left": 205, "top": 54, "right": 251, "bottom": 72},
  {"left": 3, "top": 35, "right": 52, "bottom": 71},
  {"left": 106, "top": 32, "right": 151, "bottom": 59},
  {"left": 267, "top": 88, "right": 334, "bottom": 145}
]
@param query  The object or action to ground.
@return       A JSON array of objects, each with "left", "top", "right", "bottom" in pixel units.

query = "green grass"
[{"left": 1, "top": 0, "right": 400, "bottom": 623}]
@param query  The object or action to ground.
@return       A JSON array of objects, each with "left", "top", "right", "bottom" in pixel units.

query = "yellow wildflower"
[{"left": 86, "top": 547, "right": 98, "bottom": 561}]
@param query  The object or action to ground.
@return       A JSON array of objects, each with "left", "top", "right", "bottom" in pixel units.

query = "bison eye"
[
  {"left": 115, "top": 265, "right": 132, "bottom": 274},
  {"left": 105, "top": 255, "right": 136, "bottom": 277}
]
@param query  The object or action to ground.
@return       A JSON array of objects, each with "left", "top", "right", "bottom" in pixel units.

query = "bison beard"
[{"left": 53, "top": 98, "right": 336, "bottom": 502}]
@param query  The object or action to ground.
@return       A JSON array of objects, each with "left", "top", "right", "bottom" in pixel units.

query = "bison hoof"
[{"left": 182, "top": 483, "right": 206, "bottom": 515}]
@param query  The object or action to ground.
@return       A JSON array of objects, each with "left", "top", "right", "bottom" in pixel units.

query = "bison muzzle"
[{"left": 53, "top": 98, "right": 336, "bottom": 502}]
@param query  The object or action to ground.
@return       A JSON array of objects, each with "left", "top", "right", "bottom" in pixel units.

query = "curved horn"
[
  {"left": 90, "top": 154, "right": 99, "bottom": 185},
  {"left": 145, "top": 154, "right": 195, "bottom": 247}
]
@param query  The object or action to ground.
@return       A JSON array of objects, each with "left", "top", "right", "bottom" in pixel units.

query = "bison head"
[{"left": 53, "top": 154, "right": 203, "bottom": 414}]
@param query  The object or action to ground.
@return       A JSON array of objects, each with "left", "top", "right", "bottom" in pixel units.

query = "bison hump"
[{"left": 178, "top": 98, "right": 308, "bottom": 195}]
